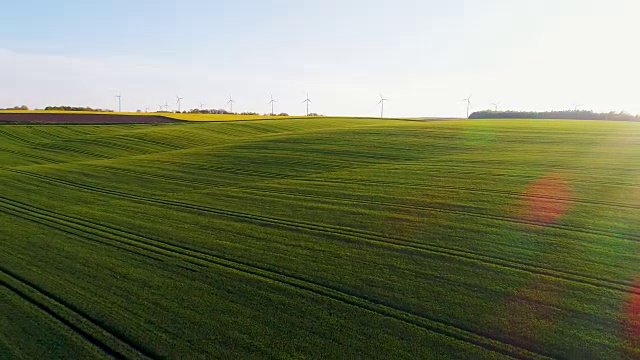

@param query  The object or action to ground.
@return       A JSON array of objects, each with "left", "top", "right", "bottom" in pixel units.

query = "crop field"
[
  {"left": 0, "top": 110, "right": 317, "bottom": 123},
  {"left": 2, "top": 118, "right": 640, "bottom": 359},
  {"left": 0, "top": 110, "right": 401, "bottom": 124}
]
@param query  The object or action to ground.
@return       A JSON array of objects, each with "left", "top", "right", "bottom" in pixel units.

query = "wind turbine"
[
  {"left": 158, "top": 104, "right": 164, "bottom": 112},
  {"left": 491, "top": 101, "right": 500, "bottom": 112},
  {"left": 199, "top": 102, "right": 205, "bottom": 110},
  {"left": 378, "top": 93, "right": 389, "bottom": 118},
  {"left": 227, "top": 96, "right": 236, "bottom": 113},
  {"left": 144, "top": 106, "right": 150, "bottom": 113},
  {"left": 115, "top": 94, "right": 122, "bottom": 112},
  {"left": 461, "top": 94, "right": 472, "bottom": 118},
  {"left": 573, "top": 104, "right": 583, "bottom": 111},
  {"left": 268, "top": 94, "right": 276, "bottom": 115},
  {"left": 302, "top": 93, "right": 312, "bottom": 116},
  {"left": 176, "top": 95, "right": 184, "bottom": 112},
  {"left": 164, "top": 101, "right": 170, "bottom": 112}
]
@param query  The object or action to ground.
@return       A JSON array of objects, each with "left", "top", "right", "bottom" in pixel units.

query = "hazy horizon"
[{"left": 1, "top": 0, "right": 638, "bottom": 117}]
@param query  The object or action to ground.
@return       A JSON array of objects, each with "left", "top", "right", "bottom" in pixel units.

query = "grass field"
[{"left": 1, "top": 118, "right": 640, "bottom": 359}]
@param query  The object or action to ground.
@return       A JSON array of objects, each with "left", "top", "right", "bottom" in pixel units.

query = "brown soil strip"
[{"left": 0, "top": 113, "right": 180, "bottom": 124}]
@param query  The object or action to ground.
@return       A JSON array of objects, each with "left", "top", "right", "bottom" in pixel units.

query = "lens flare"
[
  {"left": 627, "top": 280, "right": 640, "bottom": 338},
  {"left": 520, "top": 174, "right": 572, "bottom": 225}
]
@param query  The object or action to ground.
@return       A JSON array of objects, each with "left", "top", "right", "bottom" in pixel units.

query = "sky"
[{"left": 0, "top": 0, "right": 638, "bottom": 117}]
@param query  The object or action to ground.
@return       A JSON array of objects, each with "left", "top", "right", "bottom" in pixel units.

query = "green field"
[
  {"left": 0, "top": 110, "right": 380, "bottom": 122},
  {"left": 2, "top": 118, "right": 640, "bottom": 359}
]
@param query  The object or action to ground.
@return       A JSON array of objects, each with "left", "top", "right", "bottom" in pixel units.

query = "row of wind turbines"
[
  {"left": 118, "top": 93, "right": 503, "bottom": 118},
  {"left": 120, "top": 94, "right": 316, "bottom": 116}
]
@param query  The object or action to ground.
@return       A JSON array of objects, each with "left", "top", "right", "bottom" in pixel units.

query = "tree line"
[
  {"left": 185, "top": 109, "right": 290, "bottom": 116},
  {"left": 43, "top": 106, "right": 114, "bottom": 112},
  {"left": 469, "top": 110, "right": 640, "bottom": 121}
]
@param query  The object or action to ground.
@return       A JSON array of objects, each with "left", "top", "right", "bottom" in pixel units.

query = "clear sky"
[{"left": 0, "top": 0, "right": 637, "bottom": 117}]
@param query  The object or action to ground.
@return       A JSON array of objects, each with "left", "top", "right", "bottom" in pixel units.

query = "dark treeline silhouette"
[
  {"left": 187, "top": 109, "right": 291, "bottom": 116},
  {"left": 470, "top": 110, "right": 640, "bottom": 121},
  {"left": 187, "top": 109, "right": 261, "bottom": 115},
  {"left": 44, "top": 106, "right": 114, "bottom": 112},
  {"left": 1, "top": 105, "right": 29, "bottom": 110},
  {"left": 188, "top": 108, "right": 234, "bottom": 114}
]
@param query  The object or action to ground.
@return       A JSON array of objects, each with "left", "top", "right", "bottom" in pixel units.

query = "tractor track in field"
[
  {"left": 87, "top": 164, "right": 640, "bottom": 254},
  {"left": 0, "top": 128, "right": 36, "bottom": 144},
  {"left": 98, "top": 162, "right": 639, "bottom": 213},
  {"left": 39, "top": 143, "right": 115, "bottom": 160},
  {"left": 0, "top": 266, "right": 154, "bottom": 360},
  {"left": 149, "top": 160, "right": 306, "bottom": 179},
  {"left": 4, "top": 168, "right": 634, "bottom": 294},
  {"left": 115, "top": 135, "right": 184, "bottom": 151},
  {"left": 0, "top": 146, "right": 64, "bottom": 164},
  {"left": 298, "top": 176, "right": 640, "bottom": 211},
  {"left": 95, "top": 157, "right": 640, "bottom": 213},
  {"left": 0, "top": 196, "right": 551, "bottom": 360}
]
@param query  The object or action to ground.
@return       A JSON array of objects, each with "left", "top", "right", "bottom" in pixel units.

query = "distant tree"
[
  {"left": 469, "top": 109, "right": 639, "bottom": 122},
  {"left": 308, "top": 113, "right": 321, "bottom": 117},
  {"left": 44, "top": 106, "right": 114, "bottom": 112},
  {"left": 277, "top": 112, "right": 289, "bottom": 116},
  {"left": 188, "top": 108, "right": 233, "bottom": 114},
  {"left": 1, "top": 105, "right": 29, "bottom": 110}
]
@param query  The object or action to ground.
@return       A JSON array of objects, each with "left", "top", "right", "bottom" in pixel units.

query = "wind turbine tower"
[
  {"left": 268, "top": 94, "right": 276, "bottom": 115},
  {"left": 227, "top": 96, "right": 236, "bottom": 113},
  {"left": 302, "top": 93, "right": 312, "bottom": 116},
  {"left": 176, "top": 96, "right": 184, "bottom": 112},
  {"left": 115, "top": 94, "right": 122, "bottom": 112},
  {"left": 492, "top": 101, "right": 500, "bottom": 112},
  {"left": 462, "top": 94, "right": 472, "bottom": 118},
  {"left": 378, "top": 93, "right": 389, "bottom": 118}
]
